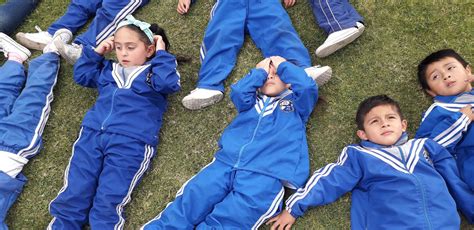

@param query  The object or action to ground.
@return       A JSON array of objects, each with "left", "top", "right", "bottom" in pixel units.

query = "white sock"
[{"left": 0, "top": 151, "right": 28, "bottom": 178}]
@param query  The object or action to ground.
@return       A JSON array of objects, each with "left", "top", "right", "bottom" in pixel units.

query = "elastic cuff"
[{"left": 0, "top": 151, "right": 28, "bottom": 178}]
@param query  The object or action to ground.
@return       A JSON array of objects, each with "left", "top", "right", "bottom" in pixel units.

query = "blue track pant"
[
  {"left": 309, "top": 0, "right": 364, "bottom": 34},
  {"left": 0, "top": 53, "right": 59, "bottom": 230},
  {"left": 0, "top": 53, "right": 59, "bottom": 158},
  {"left": 142, "top": 159, "right": 285, "bottom": 229},
  {"left": 48, "top": 127, "right": 156, "bottom": 230},
  {"left": 0, "top": 172, "right": 26, "bottom": 230},
  {"left": 197, "top": 0, "right": 311, "bottom": 92},
  {"left": 48, "top": 0, "right": 149, "bottom": 46}
]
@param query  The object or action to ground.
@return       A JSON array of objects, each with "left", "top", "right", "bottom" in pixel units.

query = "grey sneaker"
[
  {"left": 304, "top": 65, "right": 332, "bottom": 87},
  {"left": 55, "top": 41, "right": 82, "bottom": 65},
  {"left": 16, "top": 26, "right": 53, "bottom": 51},
  {"left": 182, "top": 88, "right": 224, "bottom": 110},
  {"left": 0, "top": 33, "right": 31, "bottom": 61}
]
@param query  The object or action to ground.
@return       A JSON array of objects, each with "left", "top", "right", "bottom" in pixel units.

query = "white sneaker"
[
  {"left": 181, "top": 88, "right": 223, "bottom": 110},
  {"left": 16, "top": 25, "right": 53, "bottom": 51},
  {"left": 43, "top": 28, "right": 73, "bottom": 54},
  {"left": 55, "top": 41, "right": 82, "bottom": 64},
  {"left": 315, "top": 22, "right": 365, "bottom": 58},
  {"left": 0, "top": 33, "right": 31, "bottom": 61},
  {"left": 305, "top": 65, "right": 332, "bottom": 87}
]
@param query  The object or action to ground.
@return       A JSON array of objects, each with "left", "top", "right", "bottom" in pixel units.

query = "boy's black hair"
[
  {"left": 355, "top": 95, "right": 403, "bottom": 130},
  {"left": 121, "top": 23, "right": 170, "bottom": 51},
  {"left": 417, "top": 49, "right": 469, "bottom": 91}
]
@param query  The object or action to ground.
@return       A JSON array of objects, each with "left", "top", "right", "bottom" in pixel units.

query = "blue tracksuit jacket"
[
  {"left": 415, "top": 90, "right": 474, "bottom": 189},
  {"left": 142, "top": 61, "right": 317, "bottom": 229},
  {"left": 48, "top": 46, "right": 180, "bottom": 229},
  {"left": 216, "top": 61, "right": 318, "bottom": 188},
  {"left": 286, "top": 135, "right": 474, "bottom": 229},
  {"left": 74, "top": 46, "right": 180, "bottom": 145}
]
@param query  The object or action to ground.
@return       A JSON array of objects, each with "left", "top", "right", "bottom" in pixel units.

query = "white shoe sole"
[
  {"left": 15, "top": 32, "right": 49, "bottom": 51},
  {"left": 182, "top": 93, "right": 223, "bottom": 110},
  {"left": 313, "top": 66, "right": 332, "bottom": 87},
  {"left": 316, "top": 27, "right": 365, "bottom": 58},
  {"left": 0, "top": 33, "right": 31, "bottom": 58}
]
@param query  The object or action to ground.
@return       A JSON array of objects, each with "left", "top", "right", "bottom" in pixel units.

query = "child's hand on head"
[
  {"left": 460, "top": 105, "right": 474, "bottom": 121},
  {"left": 283, "top": 0, "right": 296, "bottom": 8},
  {"left": 94, "top": 36, "right": 115, "bottom": 56},
  {"left": 270, "top": 56, "right": 287, "bottom": 70},
  {"left": 266, "top": 210, "right": 296, "bottom": 230},
  {"left": 256, "top": 58, "right": 271, "bottom": 74},
  {"left": 154, "top": 35, "right": 166, "bottom": 51},
  {"left": 177, "top": 0, "right": 191, "bottom": 14}
]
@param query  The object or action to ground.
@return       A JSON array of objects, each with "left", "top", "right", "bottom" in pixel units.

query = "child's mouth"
[
  {"left": 447, "top": 81, "right": 456, "bottom": 87},
  {"left": 381, "top": 131, "right": 393, "bottom": 136}
]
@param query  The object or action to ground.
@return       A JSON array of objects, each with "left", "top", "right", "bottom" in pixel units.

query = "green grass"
[{"left": 4, "top": 0, "right": 473, "bottom": 229}]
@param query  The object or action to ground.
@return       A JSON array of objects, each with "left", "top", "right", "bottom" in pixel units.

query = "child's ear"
[
  {"left": 465, "top": 64, "right": 472, "bottom": 75},
  {"left": 426, "top": 89, "right": 437, "bottom": 97},
  {"left": 401, "top": 119, "right": 408, "bottom": 132},
  {"left": 356, "top": 130, "right": 368, "bottom": 140},
  {"left": 146, "top": 44, "right": 155, "bottom": 58}
]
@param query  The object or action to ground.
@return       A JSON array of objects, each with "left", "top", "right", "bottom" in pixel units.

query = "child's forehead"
[
  {"left": 365, "top": 105, "right": 398, "bottom": 118},
  {"left": 426, "top": 57, "right": 460, "bottom": 73}
]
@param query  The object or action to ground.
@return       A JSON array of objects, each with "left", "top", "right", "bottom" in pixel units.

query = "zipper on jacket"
[
  {"left": 101, "top": 88, "right": 118, "bottom": 130},
  {"left": 412, "top": 174, "right": 432, "bottom": 229},
  {"left": 234, "top": 97, "right": 270, "bottom": 167}
]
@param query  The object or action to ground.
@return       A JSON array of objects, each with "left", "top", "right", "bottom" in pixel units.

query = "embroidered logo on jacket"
[
  {"left": 254, "top": 91, "right": 293, "bottom": 117},
  {"left": 279, "top": 100, "right": 294, "bottom": 112},
  {"left": 422, "top": 150, "right": 434, "bottom": 167}
]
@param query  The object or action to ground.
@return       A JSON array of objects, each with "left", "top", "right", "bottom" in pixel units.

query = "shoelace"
[{"left": 34, "top": 25, "right": 44, "bottom": 33}]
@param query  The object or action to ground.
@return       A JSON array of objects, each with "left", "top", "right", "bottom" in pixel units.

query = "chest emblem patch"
[{"left": 279, "top": 99, "right": 294, "bottom": 112}]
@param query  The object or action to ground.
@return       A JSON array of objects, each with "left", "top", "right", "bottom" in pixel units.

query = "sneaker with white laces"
[
  {"left": 43, "top": 28, "right": 73, "bottom": 54},
  {"left": 315, "top": 22, "right": 365, "bottom": 58},
  {"left": 54, "top": 41, "right": 82, "bottom": 64},
  {"left": 182, "top": 88, "right": 224, "bottom": 110},
  {"left": 16, "top": 25, "right": 53, "bottom": 51},
  {"left": 304, "top": 65, "right": 332, "bottom": 87},
  {"left": 0, "top": 33, "right": 31, "bottom": 62}
]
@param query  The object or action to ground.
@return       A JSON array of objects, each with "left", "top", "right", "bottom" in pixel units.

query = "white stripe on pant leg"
[
  {"left": 96, "top": 0, "right": 141, "bottom": 43},
  {"left": 18, "top": 63, "right": 60, "bottom": 158},
  {"left": 318, "top": 0, "right": 334, "bottom": 32},
  {"left": 47, "top": 127, "right": 85, "bottom": 230},
  {"left": 141, "top": 158, "right": 217, "bottom": 228},
  {"left": 114, "top": 144, "right": 155, "bottom": 230},
  {"left": 96, "top": 0, "right": 142, "bottom": 45},
  {"left": 324, "top": 0, "right": 342, "bottom": 30},
  {"left": 252, "top": 187, "right": 285, "bottom": 229}
]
